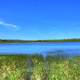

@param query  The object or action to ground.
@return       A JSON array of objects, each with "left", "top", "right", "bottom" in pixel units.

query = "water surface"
[{"left": 0, "top": 42, "right": 80, "bottom": 56}]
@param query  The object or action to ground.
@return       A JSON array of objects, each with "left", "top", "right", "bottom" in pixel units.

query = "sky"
[{"left": 0, "top": 0, "right": 80, "bottom": 40}]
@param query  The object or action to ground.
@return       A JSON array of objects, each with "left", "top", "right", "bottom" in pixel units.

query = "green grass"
[{"left": 0, "top": 55, "right": 80, "bottom": 80}]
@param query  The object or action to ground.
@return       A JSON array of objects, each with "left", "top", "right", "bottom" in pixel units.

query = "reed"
[{"left": 0, "top": 54, "right": 80, "bottom": 80}]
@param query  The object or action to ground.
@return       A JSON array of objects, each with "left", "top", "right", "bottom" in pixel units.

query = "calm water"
[{"left": 0, "top": 42, "right": 80, "bottom": 56}]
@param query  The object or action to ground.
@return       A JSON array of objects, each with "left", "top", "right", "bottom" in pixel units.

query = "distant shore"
[{"left": 0, "top": 39, "right": 80, "bottom": 43}]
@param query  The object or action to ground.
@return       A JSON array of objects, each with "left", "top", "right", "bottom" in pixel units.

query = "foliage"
[{"left": 1, "top": 38, "right": 80, "bottom": 43}]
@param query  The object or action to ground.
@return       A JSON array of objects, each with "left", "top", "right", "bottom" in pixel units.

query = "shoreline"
[{"left": 0, "top": 41, "right": 80, "bottom": 44}]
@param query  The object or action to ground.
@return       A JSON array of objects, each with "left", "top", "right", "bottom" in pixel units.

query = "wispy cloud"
[{"left": 0, "top": 21, "right": 19, "bottom": 30}]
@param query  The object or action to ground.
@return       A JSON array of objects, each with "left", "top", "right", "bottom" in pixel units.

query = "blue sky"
[{"left": 0, "top": 0, "right": 80, "bottom": 40}]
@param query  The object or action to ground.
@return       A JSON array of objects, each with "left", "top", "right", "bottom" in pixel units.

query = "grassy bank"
[{"left": 0, "top": 55, "right": 80, "bottom": 80}]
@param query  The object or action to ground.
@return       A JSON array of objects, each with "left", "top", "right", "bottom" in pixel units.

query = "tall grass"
[{"left": 0, "top": 54, "right": 80, "bottom": 80}]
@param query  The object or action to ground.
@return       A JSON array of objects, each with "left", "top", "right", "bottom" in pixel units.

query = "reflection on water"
[{"left": 0, "top": 42, "right": 80, "bottom": 57}]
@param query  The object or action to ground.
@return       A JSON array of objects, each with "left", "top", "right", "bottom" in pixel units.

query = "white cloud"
[{"left": 0, "top": 21, "right": 18, "bottom": 30}]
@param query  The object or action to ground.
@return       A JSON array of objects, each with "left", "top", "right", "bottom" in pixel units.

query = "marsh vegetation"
[{"left": 0, "top": 54, "right": 80, "bottom": 80}]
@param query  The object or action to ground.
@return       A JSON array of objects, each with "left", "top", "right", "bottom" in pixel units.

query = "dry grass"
[{"left": 0, "top": 55, "right": 80, "bottom": 80}]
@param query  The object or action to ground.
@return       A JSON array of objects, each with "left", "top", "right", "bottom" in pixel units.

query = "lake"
[{"left": 0, "top": 42, "right": 80, "bottom": 57}]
